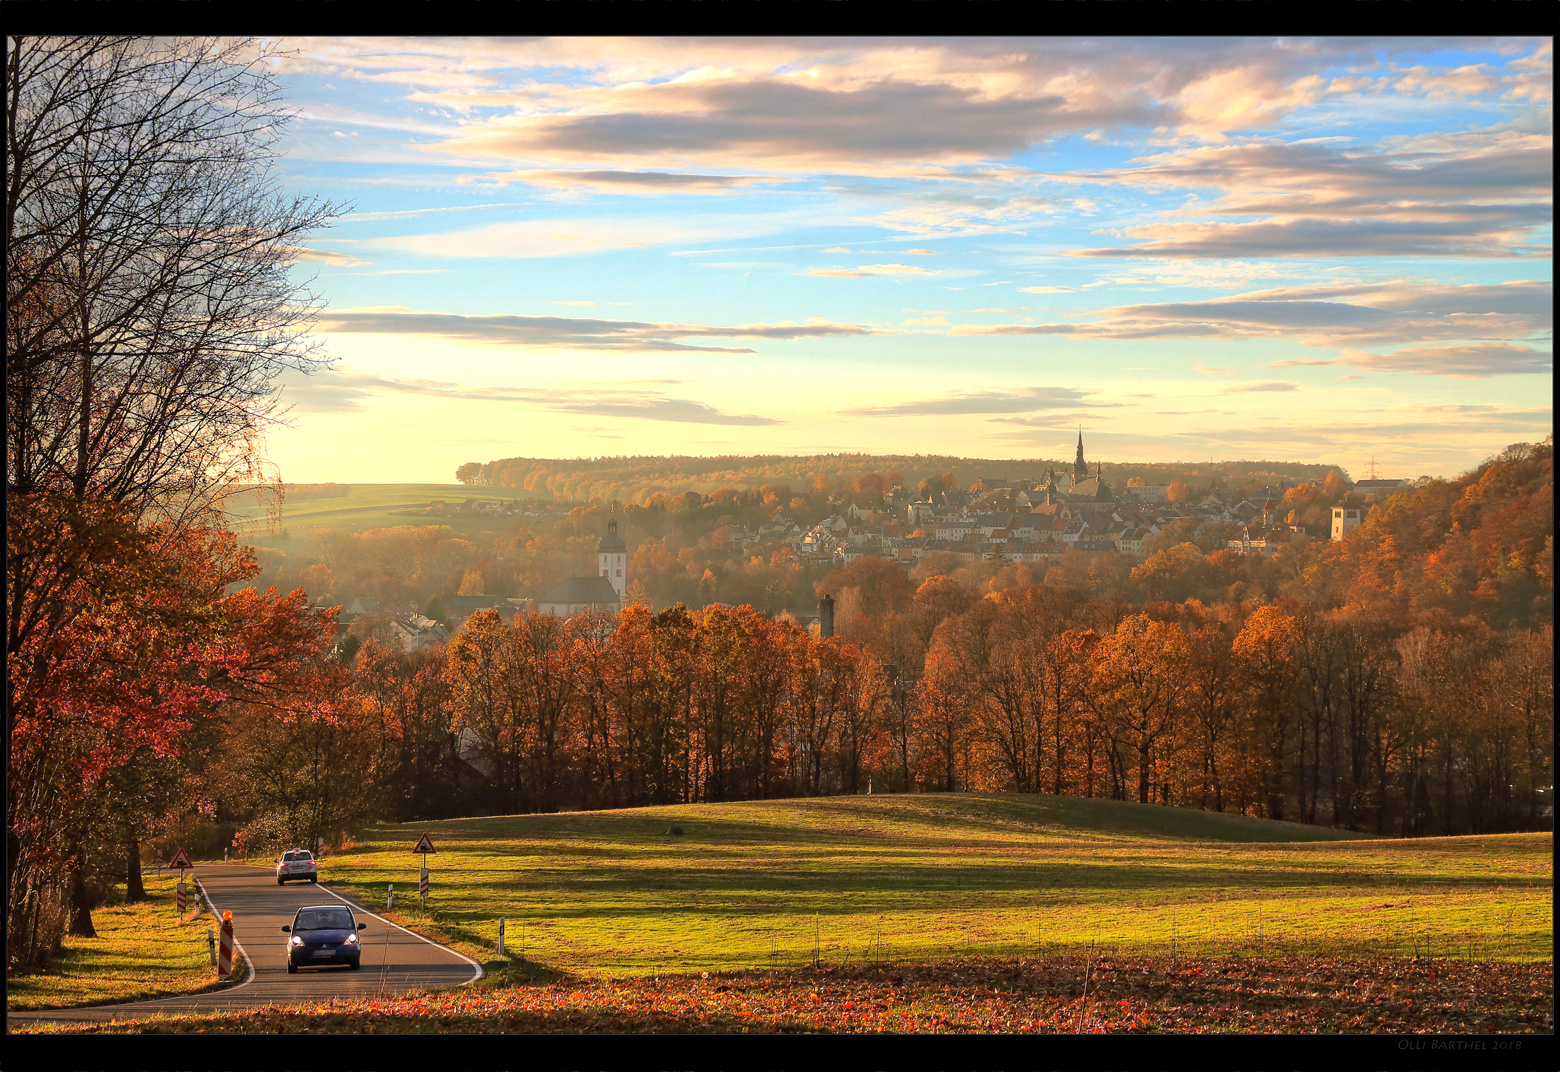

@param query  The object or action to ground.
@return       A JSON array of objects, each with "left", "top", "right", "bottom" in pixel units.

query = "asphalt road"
[{"left": 7, "top": 864, "right": 482, "bottom": 1026}]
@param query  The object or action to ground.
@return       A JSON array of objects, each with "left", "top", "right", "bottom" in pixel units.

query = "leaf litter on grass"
[{"left": 14, "top": 953, "right": 1552, "bottom": 1035}]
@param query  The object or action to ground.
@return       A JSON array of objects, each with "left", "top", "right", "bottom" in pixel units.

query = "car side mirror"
[
  {"left": 358, "top": 923, "right": 367, "bottom": 930},
  {"left": 282, "top": 925, "right": 291, "bottom": 932}
]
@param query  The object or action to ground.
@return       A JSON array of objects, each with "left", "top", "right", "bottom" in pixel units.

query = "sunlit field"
[
  {"left": 317, "top": 794, "right": 1552, "bottom": 979},
  {"left": 7, "top": 871, "right": 230, "bottom": 1010},
  {"left": 223, "top": 483, "right": 525, "bottom": 551}
]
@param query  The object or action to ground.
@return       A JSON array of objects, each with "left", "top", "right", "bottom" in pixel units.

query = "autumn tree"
[
  {"left": 1180, "top": 601, "right": 1241, "bottom": 812},
  {"left": 6, "top": 36, "right": 341, "bottom": 964},
  {"left": 1090, "top": 614, "right": 1189, "bottom": 804},
  {"left": 1232, "top": 605, "right": 1303, "bottom": 820}
]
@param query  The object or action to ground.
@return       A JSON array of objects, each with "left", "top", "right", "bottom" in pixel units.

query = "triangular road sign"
[
  {"left": 169, "top": 847, "right": 193, "bottom": 870},
  {"left": 412, "top": 833, "right": 436, "bottom": 855}
]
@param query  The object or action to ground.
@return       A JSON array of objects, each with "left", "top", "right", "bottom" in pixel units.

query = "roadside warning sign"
[
  {"left": 412, "top": 833, "right": 436, "bottom": 855},
  {"left": 169, "top": 847, "right": 193, "bottom": 870}
]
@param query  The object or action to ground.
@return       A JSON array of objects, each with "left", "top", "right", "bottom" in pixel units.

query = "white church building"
[{"left": 539, "top": 515, "right": 627, "bottom": 616}]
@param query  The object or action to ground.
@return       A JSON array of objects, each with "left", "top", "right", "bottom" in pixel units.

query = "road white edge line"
[
  {"left": 194, "top": 872, "right": 257, "bottom": 998},
  {"left": 314, "top": 879, "right": 486, "bottom": 986}
]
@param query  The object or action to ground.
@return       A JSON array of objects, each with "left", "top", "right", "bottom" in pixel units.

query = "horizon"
[{"left": 261, "top": 37, "right": 1553, "bottom": 485}]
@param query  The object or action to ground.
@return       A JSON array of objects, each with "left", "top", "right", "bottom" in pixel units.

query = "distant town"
[{"left": 318, "top": 433, "right": 1426, "bottom": 654}]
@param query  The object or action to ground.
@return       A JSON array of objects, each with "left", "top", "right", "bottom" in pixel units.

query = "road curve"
[{"left": 7, "top": 865, "right": 482, "bottom": 1026}]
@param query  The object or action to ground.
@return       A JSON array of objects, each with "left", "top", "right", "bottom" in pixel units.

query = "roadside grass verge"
[
  {"left": 315, "top": 794, "right": 1553, "bottom": 980},
  {"left": 12, "top": 953, "right": 1552, "bottom": 1034},
  {"left": 7, "top": 871, "right": 237, "bottom": 1010}
]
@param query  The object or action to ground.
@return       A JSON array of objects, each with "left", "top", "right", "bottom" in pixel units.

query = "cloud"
[
  {"left": 427, "top": 75, "right": 1162, "bottom": 174},
  {"left": 280, "top": 367, "right": 783, "bottom": 425},
  {"left": 1019, "top": 285, "right": 1074, "bottom": 293},
  {"left": 1219, "top": 381, "right": 1300, "bottom": 394},
  {"left": 284, "top": 38, "right": 1550, "bottom": 182},
  {"left": 856, "top": 263, "right": 939, "bottom": 276},
  {"left": 840, "top": 386, "right": 1108, "bottom": 417},
  {"left": 367, "top": 212, "right": 813, "bottom": 259},
  {"left": 1269, "top": 343, "right": 1552, "bottom": 379},
  {"left": 313, "top": 308, "right": 883, "bottom": 353},
  {"left": 284, "top": 246, "right": 369, "bottom": 268},
  {"left": 1068, "top": 132, "right": 1553, "bottom": 259},
  {"left": 804, "top": 263, "right": 940, "bottom": 278},
  {"left": 951, "top": 280, "right": 1553, "bottom": 356},
  {"left": 494, "top": 169, "right": 784, "bottom": 193}
]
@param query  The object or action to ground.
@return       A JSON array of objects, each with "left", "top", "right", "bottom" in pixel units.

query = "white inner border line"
[{"left": 311, "top": 876, "right": 486, "bottom": 986}]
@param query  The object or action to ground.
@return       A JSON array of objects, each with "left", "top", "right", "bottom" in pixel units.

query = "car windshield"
[
  {"left": 283, "top": 851, "right": 312, "bottom": 862},
  {"left": 295, "top": 909, "right": 352, "bottom": 931}
]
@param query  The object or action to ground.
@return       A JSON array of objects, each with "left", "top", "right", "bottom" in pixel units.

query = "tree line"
[
  {"left": 455, "top": 452, "right": 1340, "bottom": 506},
  {"left": 239, "top": 581, "right": 1548, "bottom": 849}
]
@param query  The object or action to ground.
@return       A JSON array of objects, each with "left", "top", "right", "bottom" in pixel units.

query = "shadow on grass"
[{"left": 358, "top": 794, "right": 1381, "bottom": 853}]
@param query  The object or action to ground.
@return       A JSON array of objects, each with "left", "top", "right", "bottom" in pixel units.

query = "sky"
[{"left": 260, "top": 37, "right": 1553, "bottom": 485}]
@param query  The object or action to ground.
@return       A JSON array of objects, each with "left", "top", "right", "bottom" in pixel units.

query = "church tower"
[
  {"left": 1073, "top": 428, "right": 1089, "bottom": 484},
  {"left": 598, "top": 509, "right": 627, "bottom": 601}
]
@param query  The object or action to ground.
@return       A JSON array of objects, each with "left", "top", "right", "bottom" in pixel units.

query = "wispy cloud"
[
  {"left": 840, "top": 386, "right": 1109, "bottom": 417},
  {"left": 1069, "top": 132, "right": 1553, "bottom": 259},
  {"left": 1268, "top": 343, "right": 1552, "bottom": 379},
  {"left": 280, "top": 368, "right": 783, "bottom": 425},
  {"left": 494, "top": 169, "right": 785, "bottom": 193},
  {"left": 313, "top": 307, "right": 884, "bottom": 353},
  {"left": 1219, "top": 381, "right": 1300, "bottom": 394},
  {"left": 949, "top": 279, "right": 1553, "bottom": 362}
]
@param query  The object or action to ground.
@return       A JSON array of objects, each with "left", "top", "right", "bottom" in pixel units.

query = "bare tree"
[{"left": 7, "top": 36, "right": 341, "bottom": 518}]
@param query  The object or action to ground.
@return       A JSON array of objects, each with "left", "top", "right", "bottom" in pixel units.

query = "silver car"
[{"left": 276, "top": 848, "right": 318, "bottom": 885}]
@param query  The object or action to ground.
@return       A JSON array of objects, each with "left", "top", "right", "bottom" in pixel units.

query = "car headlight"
[
  {"left": 290, "top": 936, "right": 304, "bottom": 946},
  {"left": 345, "top": 933, "right": 358, "bottom": 944}
]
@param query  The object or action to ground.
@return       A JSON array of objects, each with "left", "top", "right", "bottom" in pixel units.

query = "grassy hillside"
[
  {"left": 318, "top": 794, "right": 1551, "bottom": 980},
  {"left": 223, "top": 483, "right": 530, "bottom": 556}
]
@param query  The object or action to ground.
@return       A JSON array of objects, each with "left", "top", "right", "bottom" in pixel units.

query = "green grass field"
[
  {"left": 223, "top": 483, "right": 529, "bottom": 553},
  {"left": 320, "top": 794, "right": 1553, "bottom": 980},
  {"left": 7, "top": 871, "right": 235, "bottom": 1010}
]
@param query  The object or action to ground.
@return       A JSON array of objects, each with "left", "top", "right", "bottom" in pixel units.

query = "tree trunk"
[
  {"left": 125, "top": 839, "right": 146, "bottom": 901},
  {"left": 67, "top": 850, "right": 96, "bottom": 938}
]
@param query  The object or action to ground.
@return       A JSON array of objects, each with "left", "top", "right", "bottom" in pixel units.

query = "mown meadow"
[
  {"left": 12, "top": 795, "right": 1552, "bottom": 1035},
  {"left": 319, "top": 794, "right": 1551, "bottom": 979}
]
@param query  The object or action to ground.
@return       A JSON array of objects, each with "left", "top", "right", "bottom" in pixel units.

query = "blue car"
[{"left": 283, "top": 905, "right": 366, "bottom": 972}]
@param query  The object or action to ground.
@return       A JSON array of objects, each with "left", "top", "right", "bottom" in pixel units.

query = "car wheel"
[
  {"left": 309, "top": 876, "right": 318, "bottom": 883},
  {"left": 277, "top": 878, "right": 285, "bottom": 885},
  {"left": 287, "top": 960, "right": 298, "bottom": 974},
  {"left": 349, "top": 958, "right": 360, "bottom": 971}
]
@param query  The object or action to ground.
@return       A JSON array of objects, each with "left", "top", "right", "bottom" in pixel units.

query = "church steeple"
[
  {"left": 598, "top": 502, "right": 627, "bottom": 600},
  {"left": 1073, "top": 428, "right": 1089, "bottom": 484}
]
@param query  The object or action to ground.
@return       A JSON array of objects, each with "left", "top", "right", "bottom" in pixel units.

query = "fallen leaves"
[{"left": 12, "top": 953, "right": 1553, "bottom": 1035}]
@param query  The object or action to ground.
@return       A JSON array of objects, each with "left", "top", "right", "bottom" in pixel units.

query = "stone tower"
[{"left": 1073, "top": 428, "right": 1089, "bottom": 485}]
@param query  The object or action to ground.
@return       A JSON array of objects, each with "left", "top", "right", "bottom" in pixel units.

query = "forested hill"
[{"left": 456, "top": 453, "right": 1341, "bottom": 502}]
